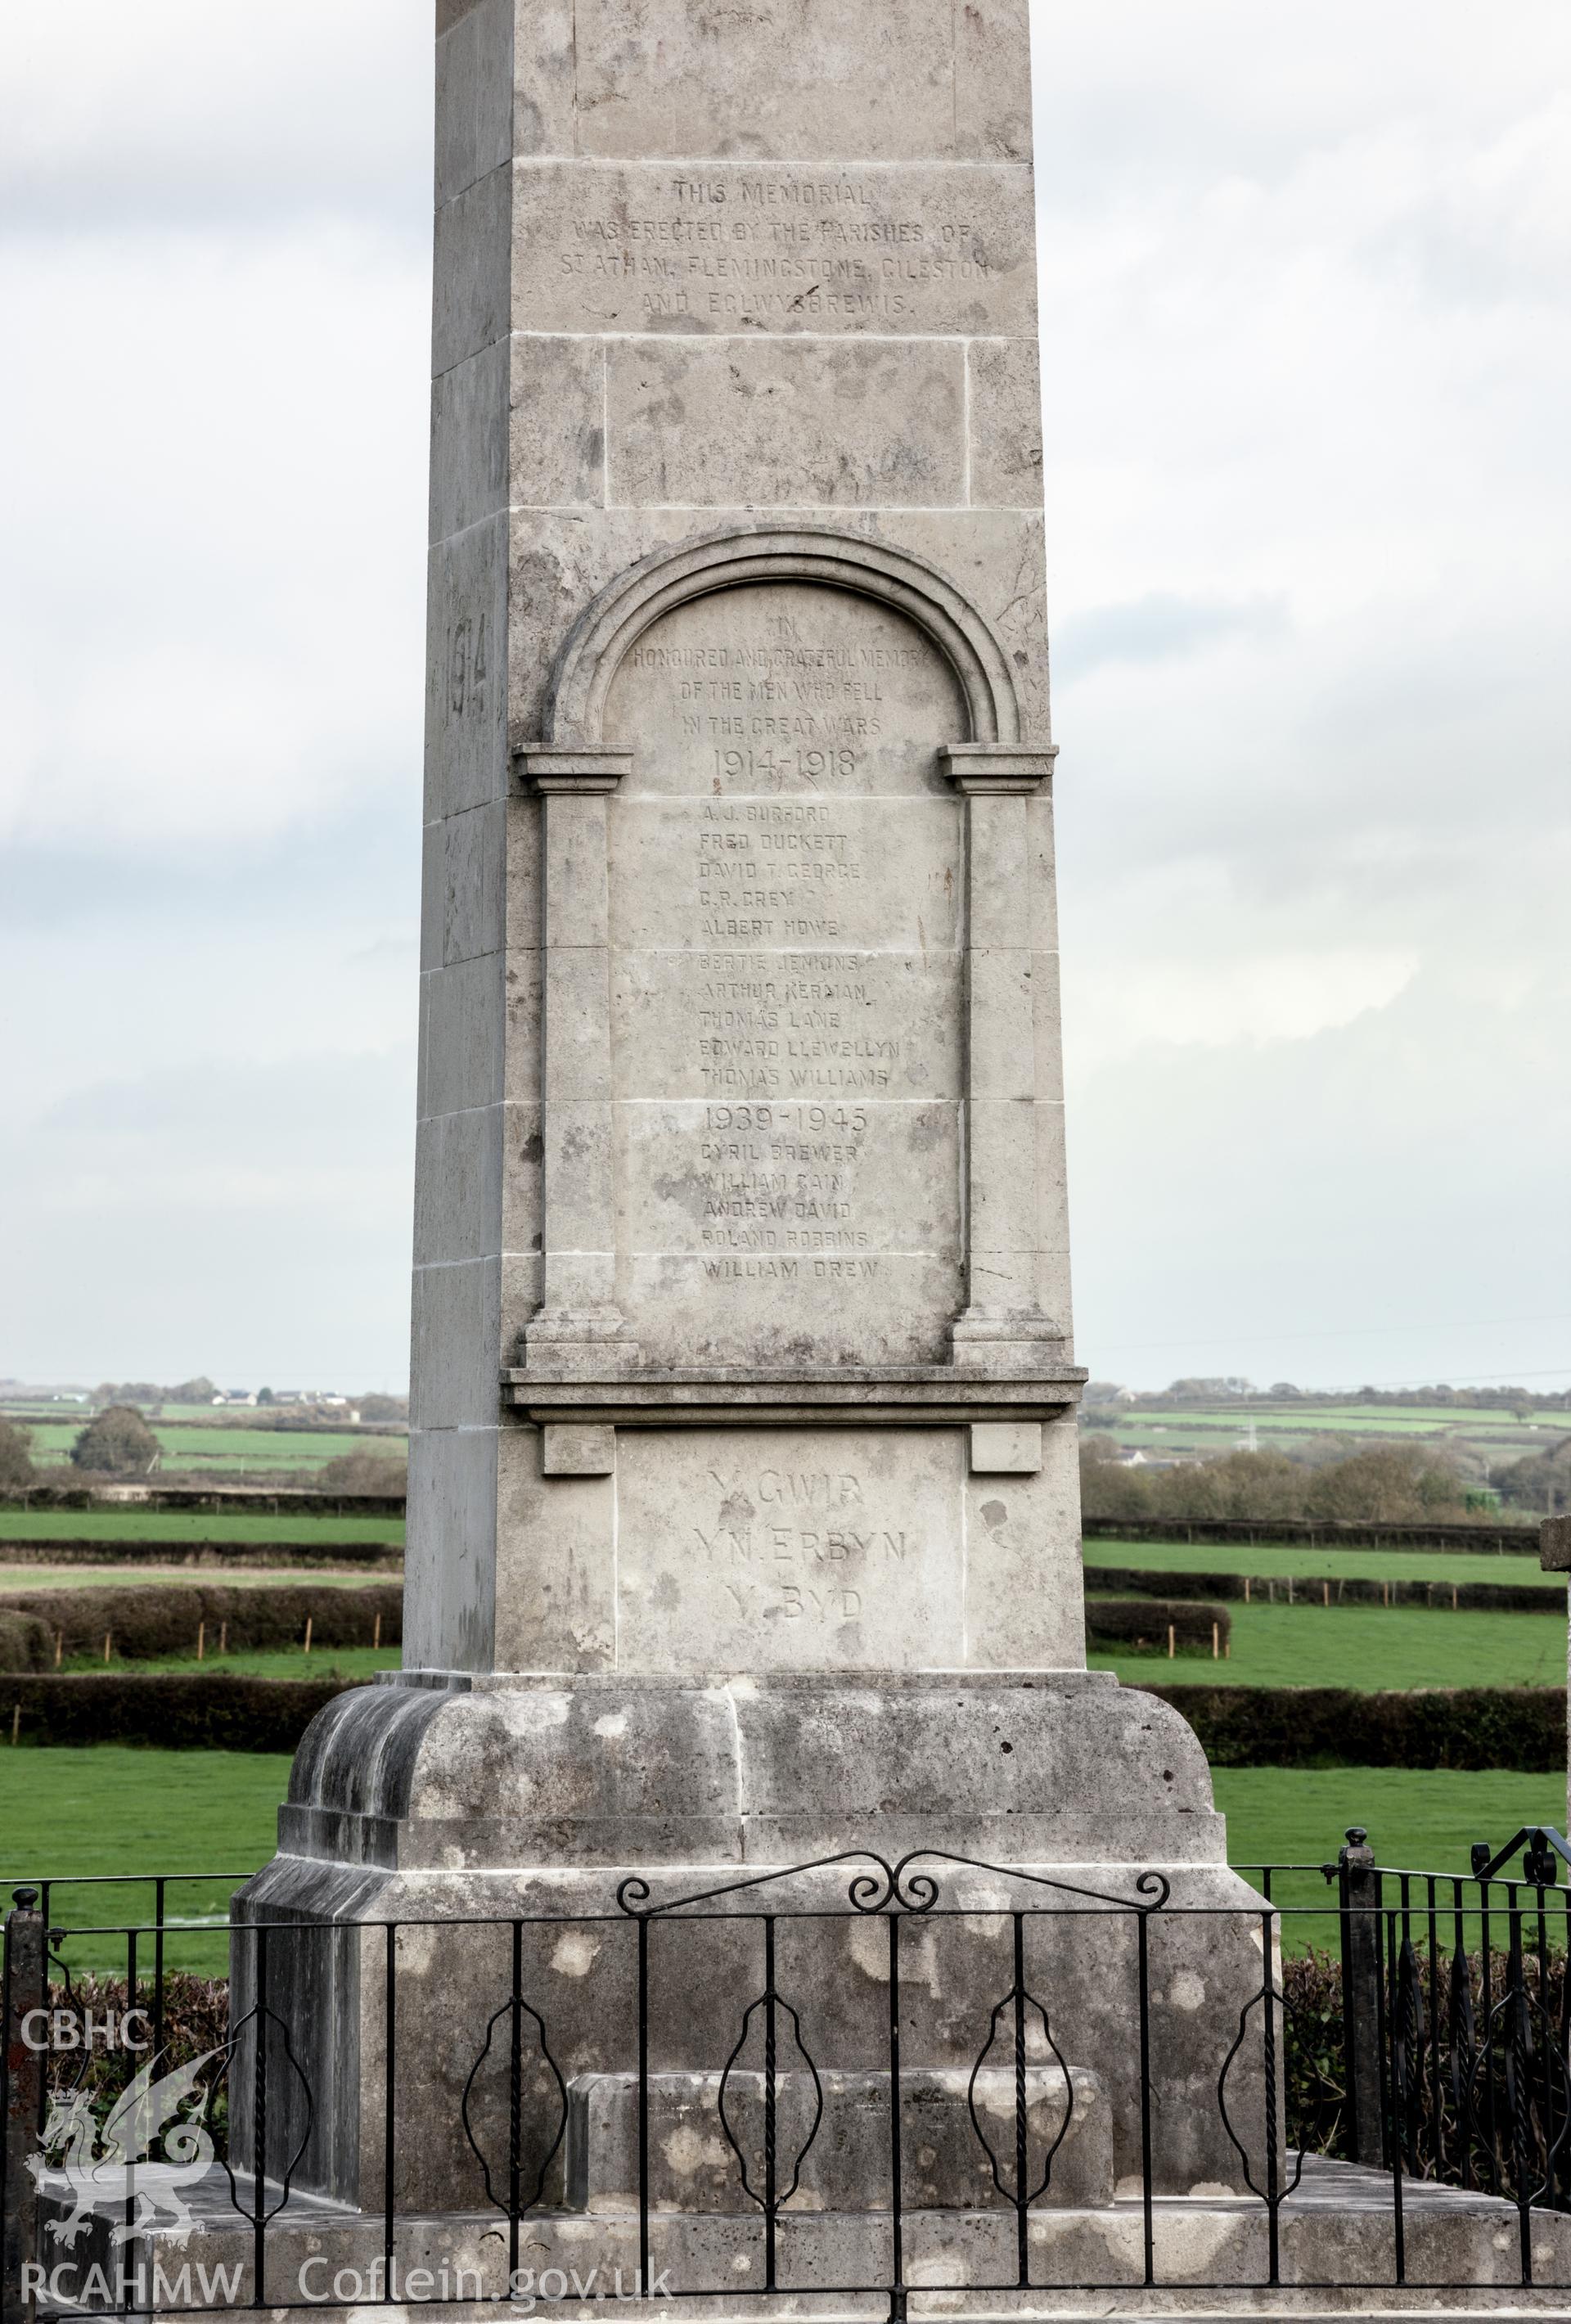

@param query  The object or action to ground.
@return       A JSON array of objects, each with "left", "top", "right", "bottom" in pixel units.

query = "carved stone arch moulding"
[
  {"left": 533, "top": 524, "right": 1029, "bottom": 751},
  {"left": 512, "top": 523, "right": 1069, "bottom": 1394}
]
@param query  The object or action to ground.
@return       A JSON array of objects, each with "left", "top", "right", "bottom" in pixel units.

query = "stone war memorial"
[{"left": 16, "top": 4, "right": 1571, "bottom": 2320}]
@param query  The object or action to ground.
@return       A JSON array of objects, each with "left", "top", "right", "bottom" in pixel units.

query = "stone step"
[
  {"left": 32, "top": 2156, "right": 1571, "bottom": 2314},
  {"left": 564, "top": 2065, "right": 1112, "bottom": 2213}
]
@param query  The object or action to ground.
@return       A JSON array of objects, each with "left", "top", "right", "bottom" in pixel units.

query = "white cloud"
[
  {"left": 3, "top": 2, "right": 430, "bottom": 231},
  {"left": 1032, "top": 0, "right": 1571, "bottom": 1387},
  {"left": 1073, "top": 945, "right": 1418, "bottom": 1061},
  {"left": 0, "top": 1, "right": 1566, "bottom": 1392},
  {"left": 0, "top": 228, "right": 429, "bottom": 855},
  {"left": 1, "top": 1052, "right": 414, "bottom": 1387}
]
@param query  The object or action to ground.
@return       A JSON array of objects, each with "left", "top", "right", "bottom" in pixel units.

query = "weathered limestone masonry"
[
  {"left": 225, "top": 10, "right": 1569, "bottom": 2312},
  {"left": 240, "top": 0, "right": 1268, "bottom": 2222}
]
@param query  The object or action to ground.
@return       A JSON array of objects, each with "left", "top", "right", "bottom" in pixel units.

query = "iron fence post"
[
  {"left": 3, "top": 1888, "right": 44, "bottom": 2324},
  {"left": 1339, "top": 1826, "right": 1384, "bottom": 2166}
]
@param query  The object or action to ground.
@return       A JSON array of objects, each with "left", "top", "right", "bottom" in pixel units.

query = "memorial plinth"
[{"left": 241, "top": 0, "right": 1264, "bottom": 2253}]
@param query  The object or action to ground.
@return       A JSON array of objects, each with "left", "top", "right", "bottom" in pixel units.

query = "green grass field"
[
  {"left": 1109, "top": 1412, "right": 1568, "bottom": 1439},
  {"left": 1085, "top": 1537, "right": 1556, "bottom": 1588},
  {"left": 1213, "top": 1767, "right": 1569, "bottom": 1949},
  {"left": 1089, "top": 1398, "right": 1571, "bottom": 1476},
  {"left": 19, "top": 1421, "right": 401, "bottom": 1472},
  {"left": 2, "top": 1754, "right": 1563, "bottom": 1968},
  {"left": 0, "top": 1510, "right": 404, "bottom": 1544},
  {"left": 0, "top": 1749, "right": 291, "bottom": 1970},
  {"left": 59, "top": 1601, "right": 1562, "bottom": 1691},
  {"left": 0, "top": 1565, "right": 398, "bottom": 1592},
  {"left": 53, "top": 1646, "right": 401, "bottom": 1681},
  {"left": 1091, "top": 1601, "right": 1569, "bottom": 1689}
]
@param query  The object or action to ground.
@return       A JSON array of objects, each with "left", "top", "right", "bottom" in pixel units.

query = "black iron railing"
[{"left": 5, "top": 1831, "right": 1571, "bottom": 2315}]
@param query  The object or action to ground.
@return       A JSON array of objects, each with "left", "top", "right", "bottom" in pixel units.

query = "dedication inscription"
[
  {"left": 512, "top": 162, "right": 1035, "bottom": 336},
  {"left": 615, "top": 1427, "right": 963, "bottom": 1672},
  {"left": 605, "top": 583, "right": 966, "bottom": 1368}
]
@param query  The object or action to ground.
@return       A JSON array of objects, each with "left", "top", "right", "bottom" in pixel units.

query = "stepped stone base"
[
  {"left": 232, "top": 1672, "right": 1270, "bottom": 2213},
  {"left": 264, "top": 1668, "right": 1231, "bottom": 1875},
  {"left": 34, "top": 2160, "right": 1571, "bottom": 2317}
]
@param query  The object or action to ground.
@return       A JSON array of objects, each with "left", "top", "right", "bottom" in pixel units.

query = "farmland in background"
[
  {"left": 0, "top": 1509, "right": 404, "bottom": 1544},
  {"left": 0, "top": 1565, "right": 396, "bottom": 1592},
  {"left": 1087, "top": 1394, "right": 1571, "bottom": 1474},
  {"left": 2, "top": 1428, "right": 1564, "bottom": 1958},
  {"left": 11, "top": 1418, "right": 401, "bottom": 1474},
  {"left": 7, "top": 1753, "right": 1564, "bottom": 1970},
  {"left": 47, "top": 1645, "right": 401, "bottom": 1682},
  {"left": 1087, "top": 1602, "right": 1566, "bottom": 1689},
  {"left": 1083, "top": 1537, "right": 1554, "bottom": 1588}
]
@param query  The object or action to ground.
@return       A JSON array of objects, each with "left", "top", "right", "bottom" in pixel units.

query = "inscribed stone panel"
[
  {"left": 615, "top": 1429, "right": 964, "bottom": 1673},
  {"left": 603, "top": 581, "right": 966, "bottom": 1368},
  {"left": 512, "top": 162, "right": 1034, "bottom": 336}
]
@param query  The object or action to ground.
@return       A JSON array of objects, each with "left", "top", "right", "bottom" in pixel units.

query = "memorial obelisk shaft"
[
  {"left": 411, "top": 0, "right": 1083, "bottom": 1696},
  {"left": 244, "top": 0, "right": 1263, "bottom": 2220}
]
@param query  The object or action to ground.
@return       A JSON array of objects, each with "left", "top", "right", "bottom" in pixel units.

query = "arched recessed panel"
[
  {"left": 546, "top": 524, "right": 1022, "bottom": 746},
  {"left": 602, "top": 578, "right": 967, "bottom": 1368}
]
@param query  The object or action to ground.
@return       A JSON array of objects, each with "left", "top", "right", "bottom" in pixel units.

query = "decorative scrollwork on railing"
[
  {"left": 717, "top": 1985, "right": 824, "bottom": 2211},
  {"left": 1392, "top": 1935, "right": 1429, "bottom": 2176},
  {"left": 1444, "top": 1945, "right": 1479, "bottom": 2182},
  {"left": 461, "top": 1982, "right": 568, "bottom": 2217},
  {"left": 966, "top": 1983, "right": 1073, "bottom": 2205},
  {"left": 889, "top": 1850, "right": 1170, "bottom": 1916},
  {"left": 615, "top": 1847, "right": 1170, "bottom": 1921},
  {"left": 1218, "top": 1978, "right": 1313, "bottom": 2210},
  {"left": 617, "top": 1851, "right": 900, "bottom": 1919},
  {"left": 215, "top": 2001, "right": 314, "bottom": 2229},
  {"left": 848, "top": 1861, "right": 904, "bottom": 1915},
  {"left": 1464, "top": 1958, "right": 1571, "bottom": 2208}
]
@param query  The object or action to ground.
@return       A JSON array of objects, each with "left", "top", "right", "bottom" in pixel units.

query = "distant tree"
[
  {"left": 1303, "top": 1445, "right": 1468, "bottom": 1524},
  {"left": 70, "top": 1404, "right": 160, "bottom": 1476},
  {"left": 170, "top": 1376, "right": 218, "bottom": 1405},
  {"left": 256, "top": 1387, "right": 276, "bottom": 1407},
  {"left": 1080, "top": 1437, "right": 1486, "bottom": 1528},
  {"left": 1492, "top": 1441, "right": 1571, "bottom": 1516},
  {"left": 1078, "top": 1435, "right": 1155, "bottom": 1521},
  {"left": 1268, "top": 1382, "right": 1303, "bottom": 1399},
  {"left": 1153, "top": 1450, "right": 1308, "bottom": 1524},
  {"left": 317, "top": 1448, "right": 407, "bottom": 1494},
  {"left": 356, "top": 1394, "right": 409, "bottom": 1423},
  {"left": 0, "top": 1419, "right": 36, "bottom": 1489}
]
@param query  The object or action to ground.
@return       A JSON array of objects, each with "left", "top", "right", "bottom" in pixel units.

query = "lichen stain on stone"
[
  {"left": 847, "top": 1917, "right": 890, "bottom": 1984},
  {"left": 550, "top": 1930, "right": 601, "bottom": 1979},
  {"left": 1169, "top": 1969, "right": 1205, "bottom": 2013},
  {"left": 661, "top": 2124, "right": 732, "bottom": 2175}
]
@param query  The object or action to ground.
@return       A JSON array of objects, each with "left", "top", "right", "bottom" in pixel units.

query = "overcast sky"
[{"left": 2, "top": 2, "right": 1566, "bottom": 1394}]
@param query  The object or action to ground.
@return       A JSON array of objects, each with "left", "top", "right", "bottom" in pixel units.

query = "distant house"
[{"left": 214, "top": 1390, "right": 257, "bottom": 1407}]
